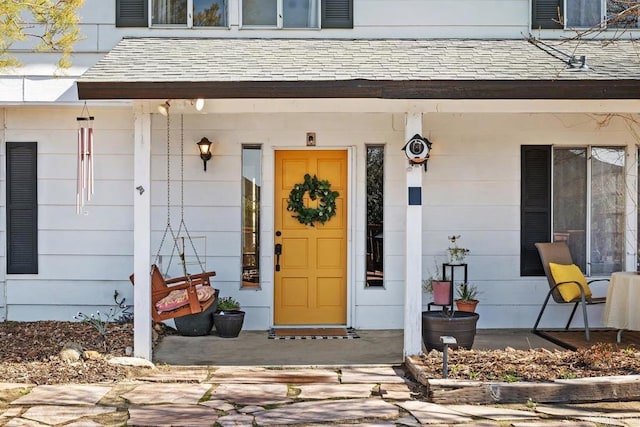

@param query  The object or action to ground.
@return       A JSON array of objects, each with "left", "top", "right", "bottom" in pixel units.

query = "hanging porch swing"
[{"left": 130, "top": 105, "right": 217, "bottom": 325}]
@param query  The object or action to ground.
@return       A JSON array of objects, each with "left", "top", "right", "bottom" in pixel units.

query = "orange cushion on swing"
[{"left": 155, "top": 285, "right": 215, "bottom": 313}]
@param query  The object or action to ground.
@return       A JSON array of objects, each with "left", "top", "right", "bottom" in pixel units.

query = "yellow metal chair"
[{"left": 533, "top": 242, "right": 608, "bottom": 341}]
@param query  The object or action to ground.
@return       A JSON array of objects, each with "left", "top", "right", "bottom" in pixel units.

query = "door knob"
[{"left": 274, "top": 243, "right": 282, "bottom": 272}]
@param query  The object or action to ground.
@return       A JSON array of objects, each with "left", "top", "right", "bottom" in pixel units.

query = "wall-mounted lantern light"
[{"left": 197, "top": 137, "right": 213, "bottom": 171}]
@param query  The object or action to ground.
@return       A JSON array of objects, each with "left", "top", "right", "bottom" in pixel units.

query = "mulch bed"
[
  {"left": 2, "top": 321, "right": 640, "bottom": 386},
  {"left": 0, "top": 321, "right": 175, "bottom": 385},
  {"left": 415, "top": 344, "right": 640, "bottom": 382}
]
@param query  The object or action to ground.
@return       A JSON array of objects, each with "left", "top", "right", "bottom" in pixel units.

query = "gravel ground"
[{"left": 2, "top": 321, "right": 640, "bottom": 384}]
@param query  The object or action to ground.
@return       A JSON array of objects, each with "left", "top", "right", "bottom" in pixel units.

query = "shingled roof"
[{"left": 77, "top": 37, "right": 640, "bottom": 100}]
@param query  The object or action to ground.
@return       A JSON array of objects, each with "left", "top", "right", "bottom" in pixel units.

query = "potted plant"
[
  {"left": 423, "top": 276, "right": 452, "bottom": 306},
  {"left": 447, "top": 235, "right": 470, "bottom": 264},
  {"left": 422, "top": 238, "right": 479, "bottom": 352},
  {"left": 423, "top": 260, "right": 452, "bottom": 306},
  {"left": 216, "top": 296, "right": 240, "bottom": 311},
  {"left": 212, "top": 296, "right": 245, "bottom": 338},
  {"left": 455, "top": 282, "right": 479, "bottom": 313}
]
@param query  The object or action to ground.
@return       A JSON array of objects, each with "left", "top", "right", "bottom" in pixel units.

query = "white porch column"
[
  {"left": 404, "top": 112, "right": 424, "bottom": 357},
  {"left": 133, "top": 104, "right": 153, "bottom": 360}
]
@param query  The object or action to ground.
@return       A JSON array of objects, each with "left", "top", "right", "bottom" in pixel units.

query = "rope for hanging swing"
[
  {"left": 153, "top": 109, "right": 206, "bottom": 277},
  {"left": 171, "top": 113, "right": 206, "bottom": 275}
]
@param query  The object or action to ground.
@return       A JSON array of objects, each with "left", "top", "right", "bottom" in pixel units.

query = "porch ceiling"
[{"left": 77, "top": 38, "right": 640, "bottom": 100}]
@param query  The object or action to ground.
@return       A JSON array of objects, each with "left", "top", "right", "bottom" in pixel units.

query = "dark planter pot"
[
  {"left": 422, "top": 311, "right": 479, "bottom": 352},
  {"left": 213, "top": 310, "right": 245, "bottom": 338},
  {"left": 173, "top": 289, "right": 219, "bottom": 337}
]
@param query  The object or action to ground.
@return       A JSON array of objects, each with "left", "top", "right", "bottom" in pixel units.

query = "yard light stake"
[{"left": 76, "top": 102, "right": 95, "bottom": 214}]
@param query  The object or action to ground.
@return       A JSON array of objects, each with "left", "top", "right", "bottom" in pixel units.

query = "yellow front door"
[{"left": 274, "top": 150, "right": 348, "bottom": 325}]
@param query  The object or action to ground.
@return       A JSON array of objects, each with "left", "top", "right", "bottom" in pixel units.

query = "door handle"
[{"left": 274, "top": 243, "right": 282, "bottom": 272}]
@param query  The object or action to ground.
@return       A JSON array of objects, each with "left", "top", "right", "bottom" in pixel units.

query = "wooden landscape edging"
[{"left": 405, "top": 356, "right": 640, "bottom": 405}]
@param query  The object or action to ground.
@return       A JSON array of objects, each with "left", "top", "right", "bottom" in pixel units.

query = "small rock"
[
  {"left": 108, "top": 356, "right": 155, "bottom": 369},
  {"left": 83, "top": 350, "right": 102, "bottom": 360},
  {"left": 427, "top": 349, "right": 440, "bottom": 358},
  {"left": 59, "top": 347, "right": 81, "bottom": 363},
  {"left": 505, "top": 346, "right": 516, "bottom": 352},
  {"left": 125, "top": 346, "right": 133, "bottom": 356}
]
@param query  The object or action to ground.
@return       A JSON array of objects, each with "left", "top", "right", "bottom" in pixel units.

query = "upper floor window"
[
  {"left": 116, "top": 0, "right": 352, "bottom": 28},
  {"left": 532, "top": 0, "right": 639, "bottom": 30},
  {"left": 241, "top": 0, "right": 320, "bottom": 28},
  {"left": 606, "top": 0, "right": 640, "bottom": 28},
  {"left": 151, "top": 0, "right": 228, "bottom": 27},
  {"left": 566, "top": 0, "right": 602, "bottom": 28}
]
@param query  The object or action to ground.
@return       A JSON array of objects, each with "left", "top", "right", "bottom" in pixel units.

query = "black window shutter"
[
  {"left": 322, "top": 0, "right": 353, "bottom": 28},
  {"left": 116, "top": 0, "right": 148, "bottom": 27},
  {"left": 521, "top": 145, "right": 551, "bottom": 276},
  {"left": 532, "top": 0, "right": 563, "bottom": 29},
  {"left": 6, "top": 142, "right": 38, "bottom": 274}
]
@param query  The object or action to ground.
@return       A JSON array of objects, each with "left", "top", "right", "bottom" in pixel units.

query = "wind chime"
[{"left": 76, "top": 103, "right": 94, "bottom": 214}]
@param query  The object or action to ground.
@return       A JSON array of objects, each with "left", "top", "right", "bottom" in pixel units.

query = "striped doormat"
[{"left": 268, "top": 327, "right": 360, "bottom": 340}]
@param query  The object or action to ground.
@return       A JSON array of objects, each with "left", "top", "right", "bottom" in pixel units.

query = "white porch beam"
[
  {"left": 133, "top": 103, "right": 153, "bottom": 360},
  {"left": 193, "top": 99, "right": 640, "bottom": 114},
  {"left": 404, "top": 112, "right": 424, "bottom": 357}
]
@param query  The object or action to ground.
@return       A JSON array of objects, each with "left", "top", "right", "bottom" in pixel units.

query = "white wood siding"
[
  {"left": 8, "top": 0, "right": 532, "bottom": 55},
  {"left": 2, "top": 105, "right": 637, "bottom": 329},
  {"left": 419, "top": 112, "right": 636, "bottom": 329},
  {"left": 93, "top": 0, "right": 530, "bottom": 47},
  {"left": 3, "top": 107, "right": 133, "bottom": 320},
  {"left": 2, "top": 1, "right": 639, "bottom": 332}
]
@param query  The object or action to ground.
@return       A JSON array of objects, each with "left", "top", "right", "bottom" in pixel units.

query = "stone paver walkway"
[{"left": 1, "top": 365, "right": 638, "bottom": 426}]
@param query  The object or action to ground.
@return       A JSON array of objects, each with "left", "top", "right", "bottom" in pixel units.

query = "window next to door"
[
  {"left": 366, "top": 145, "right": 384, "bottom": 288},
  {"left": 521, "top": 145, "right": 625, "bottom": 277},
  {"left": 241, "top": 145, "right": 261, "bottom": 288}
]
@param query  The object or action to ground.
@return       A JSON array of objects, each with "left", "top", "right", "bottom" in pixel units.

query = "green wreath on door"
[{"left": 287, "top": 173, "right": 339, "bottom": 227}]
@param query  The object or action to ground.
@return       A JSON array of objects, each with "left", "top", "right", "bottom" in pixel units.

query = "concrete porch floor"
[{"left": 153, "top": 329, "right": 565, "bottom": 366}]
